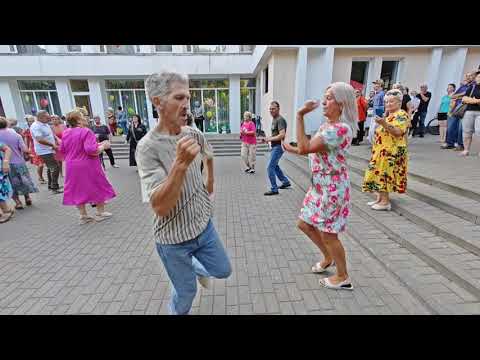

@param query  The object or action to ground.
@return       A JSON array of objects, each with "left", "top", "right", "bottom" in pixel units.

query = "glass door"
[
  {"left": 74, "top": 95, "right": 93, "bottom": 117},
  {"left": 202, "top": 89, "right": 217, "bottom": 133},
  {"left": 217, "top": 89, "right": 229, "bottom": 133}
]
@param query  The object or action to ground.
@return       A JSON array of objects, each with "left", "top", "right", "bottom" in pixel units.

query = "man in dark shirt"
[
  {"left": 263, "top": 101, "right": 291, "bottom": 196},
  {"left": 414, "top": 84, "right": 432, "bottom": 137},
  {"left": 92, "top": 115, "right": 119, "bottom": 168}
]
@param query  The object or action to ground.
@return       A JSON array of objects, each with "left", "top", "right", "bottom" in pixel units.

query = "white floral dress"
[{"left": 299, "top": 122, "right": 353, "bottom": 234}]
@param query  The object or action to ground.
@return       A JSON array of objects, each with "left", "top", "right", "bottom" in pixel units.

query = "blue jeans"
[
  {"left": 446, "top": 115, "right": 464, "bottom": 147},
  {"left": 119, "top": 121, "right": 128, "bottom": 136},
  {"left": 155, "top": 219, "right": 231, "bottom": 315},
  {"left": 417, "top": 111, "right": 427, "bottom": 135},
  {"left": 267, "top": 145, "right": 290, "bottom": 192}
]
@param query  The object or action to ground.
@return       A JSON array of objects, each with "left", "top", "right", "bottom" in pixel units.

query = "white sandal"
[
  {"left": 311, "top": 261, "right": 335, "bottom": 274},
  {"left": 319, "top": 277, "right": 353, "bottom": 291}
]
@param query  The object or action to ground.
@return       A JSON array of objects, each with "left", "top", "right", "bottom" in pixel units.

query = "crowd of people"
[
  {"left": 0, "top": 105, "right": 149, "bottom": 224},
  {"left": 1, "top": 66, "right": 479, "bottom": 314}
]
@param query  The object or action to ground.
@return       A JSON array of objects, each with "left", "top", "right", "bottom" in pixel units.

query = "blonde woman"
[
  {"left": 283, "top": 82, "right": 358, "bottom": 291},
  {"left": 240, "top": 111, "right": 257, "bottom": 174},
  {"left": 363, "top": 89, "right": 409, "bottom": 210}
]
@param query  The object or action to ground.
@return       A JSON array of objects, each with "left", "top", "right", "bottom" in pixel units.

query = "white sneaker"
[
  {"left": 371, "top": 203, "right": 391, "bottom": 211},
  {"left": 112, "top": 164, "right": 120, "bottom": 168},
  {"left": 198, "top": 276, "right": 211, "bottom": 289},
  {"left": 94, "top": 212, "right": 113, "bottom": 222},
  {"left": 79, "top": 215, "right": 95, "bottom": 225},
  {"left": 367, "top": 200, "right": 379, "bottom": 206}
]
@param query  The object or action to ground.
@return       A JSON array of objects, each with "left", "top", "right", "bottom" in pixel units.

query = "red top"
[{"left": 356, "top": 96, "right": 368, "bottom": 122}]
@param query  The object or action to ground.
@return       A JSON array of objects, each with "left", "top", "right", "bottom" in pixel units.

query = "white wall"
[
  {"left": 463, "top": 48, "right": 480, "bottom": 74},
  {"left": 0, "top": 54, "right": 253, "bottom": 77}
]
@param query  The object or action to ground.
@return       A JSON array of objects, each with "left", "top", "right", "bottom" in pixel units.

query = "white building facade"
[{"left": 0, "top": 45, "right": 479, "bottom": 140}]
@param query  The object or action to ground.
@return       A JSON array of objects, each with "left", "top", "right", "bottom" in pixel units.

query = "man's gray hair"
[
  {"left": 145, "top": 71, "right": 189, "bottom": 100},
  {"left": 37, "top": 110, "right": 49, "bottom": 119}
]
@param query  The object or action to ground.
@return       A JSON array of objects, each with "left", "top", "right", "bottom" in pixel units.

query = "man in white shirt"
[{"left": 30, "top": 110, "right": 63, "bottom": 194}]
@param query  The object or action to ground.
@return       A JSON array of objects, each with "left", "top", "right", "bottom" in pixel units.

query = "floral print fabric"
[
  {"left": 299, "top": 122, "right": 353, "bottom": 234},
  {"left": 362, "top": 109, "right": 409, "bottom": 194}
]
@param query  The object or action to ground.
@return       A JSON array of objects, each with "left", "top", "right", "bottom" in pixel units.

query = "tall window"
[
  {"left": 70, "top": 80, "right": 92, "bottom": 117},
  {"left": 105, "top": 45, "right": 135, "bottom": 54},
  {"left": 239, "top": 45, "right": 255, "bottom": 52},
  {"left": 105, "top": 80, "right": 148, "bottom": 128},
  {"left": 350, "top": 61, "right": 369, "bottom": 93},
  {"left": 263, "top": 66, "right": 269, "bottom": 94},
  {"left": 189, "top": 79, "right": 229, "bottom": 133},
  {"left": 67, "top": 45, "right": 81, "bottom": 52},
  {"left": 155, "top": 45, "right": 173, "bottom": 52},
  {"left": 380, "top": 61, "right": 399, "bottom": 90},
  {"left": 18, "top": 80, "right": 61, "bottom": 116},
  {"left": 240, "top": 79, "right": 256, "bottom": 120}
]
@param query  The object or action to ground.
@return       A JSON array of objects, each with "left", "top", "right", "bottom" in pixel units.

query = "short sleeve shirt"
[
  {"left": 92, "top": 125, "right": 111, "bottom": 142},
  {"left": 30, "top": 121, "right": 55, "bottom": 155},
  {"left": 271, "top": 116, "right": 287, "bottom": 147},
  {"left": 136, "top": 126, "right": 214, "bottom": 245},
  {"left": 416, "top": 92, "right": 432, "bottom": 113}
]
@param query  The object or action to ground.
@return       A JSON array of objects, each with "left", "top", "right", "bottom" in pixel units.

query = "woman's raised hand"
[{"left": 298, "top": 100, "right": 320, "bottom": 115}]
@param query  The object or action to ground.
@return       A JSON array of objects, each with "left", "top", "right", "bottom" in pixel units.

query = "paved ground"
[
  {"left": 0, "top": 134, "right": 478, "bottom": 315},
  {"left": 0, "top": 155, "right": 430, "bottom": 315}
]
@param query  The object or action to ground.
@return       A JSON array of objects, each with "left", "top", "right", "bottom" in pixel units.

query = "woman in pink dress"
[{"left": 60, "top": 110, "right": 116, "bottom": 225}]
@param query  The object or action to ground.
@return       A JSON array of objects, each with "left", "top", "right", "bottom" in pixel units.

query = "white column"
[
  {"left": 0, "top": 80, "right": 19, "bottom": 119},
  {"left": 229, "top": 75, "right": 241, "bottom": 134},
  {"left": 365, "top": 57, "right": 383, "bottom": 95},
  {"left": 55, "top": 79, "right": 74, "bottom": 115},
  {"left": 292, "top": 46, "right": 308, "bottom": 141},
  {"left": 88, "top": 79, "right": 107, "bottom": 123},
  {"left": 146, "top": 96, "right": 156, "bottom": 130},
  {"left": 7, "top": 80, "right": 25, "bottom": 124},
  {"left": 425, "top": 47, "right": 444, "bottom": 124},
  {"left": 226, "top": 45, "right": 240, "bottom": 53},
  {"left": 451, "top": 47, "right": 468, "bottom": 87}
]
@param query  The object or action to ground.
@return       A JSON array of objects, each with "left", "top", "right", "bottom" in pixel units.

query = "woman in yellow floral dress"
[{"left": 362, "top": 89, "right": 409, "bottom": 211}]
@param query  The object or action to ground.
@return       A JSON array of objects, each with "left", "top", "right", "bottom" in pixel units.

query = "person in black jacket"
[{"left": 126, "top": 114, "right": 147, "bottom": 167}]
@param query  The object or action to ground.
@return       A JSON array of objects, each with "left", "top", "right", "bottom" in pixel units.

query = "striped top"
[{"left": 136, "top": 126, "right": 214, "bottom": 245}]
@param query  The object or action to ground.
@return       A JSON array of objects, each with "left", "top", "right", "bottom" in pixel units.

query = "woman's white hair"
[
  {"left": 384, "top": 89, "right": 403, "bottom": 105},
  {"left": 327, "top": 82, "right": 358, "bottom": 138}
]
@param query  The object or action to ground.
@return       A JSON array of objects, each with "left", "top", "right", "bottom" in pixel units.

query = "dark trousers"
[
  {"left": 99, "top": 148, "right": 116, "bottom": 167},
  {"left": 39, "top": 153, "right": 60, "bottom": 190},
  {"left": 195, "top": 117, "right": 204, "bottom": 132},
  {"left": 411, "top": 111, "right": 427, "bottom": 136},
  {"left": 353, "top": 121, "right": 365, "bottom": 144}
]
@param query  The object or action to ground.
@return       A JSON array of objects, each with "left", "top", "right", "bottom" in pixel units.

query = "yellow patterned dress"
[{"left": 362, "top": 109, "right": 409, "bottom": 194}]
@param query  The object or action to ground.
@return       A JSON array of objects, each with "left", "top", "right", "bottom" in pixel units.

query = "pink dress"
[{"left": 59, "top": 127, "right": 116, "bottom": 206}]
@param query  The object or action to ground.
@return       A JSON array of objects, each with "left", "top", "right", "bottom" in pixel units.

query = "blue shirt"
[
  {"left": 373, "top": 90, "right": 385, "bottom": 109},
  {"left": 439, "top": 95, "right": 452, "bottom": 113},
  {"left": 117, "top": 111, "right": 128, "bottom": 123}
]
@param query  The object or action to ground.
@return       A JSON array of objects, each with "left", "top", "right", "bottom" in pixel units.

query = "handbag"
[{"left": 451, "top": 85, "right": 476, "bottom": 118}]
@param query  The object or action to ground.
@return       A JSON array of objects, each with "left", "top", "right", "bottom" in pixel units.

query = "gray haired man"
[{"left": 136, "top": 71, "right": 231, "bottom": 315}]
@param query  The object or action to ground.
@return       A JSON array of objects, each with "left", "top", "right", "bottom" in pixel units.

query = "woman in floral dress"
[
  {"left": 362, "top": 89, "right": 409, "bottom": 211},
  {"left": 284, "top": 82, "right": 358, "bottom": 291}
]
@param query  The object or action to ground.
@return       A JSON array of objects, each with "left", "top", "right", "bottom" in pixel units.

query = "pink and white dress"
[{"left": 299, "top": 122, "right": 352, "bottom": 234}]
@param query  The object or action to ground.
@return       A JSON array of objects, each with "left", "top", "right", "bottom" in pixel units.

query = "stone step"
[
  {"left": 347, "top": 158, "right": 480, "bottom": 225},
  {"left": 346, "top": 151, "right": 480, "bottom": 203},
  {"left": 282, "top": 154, "right": 480, "bottom": 314}
]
